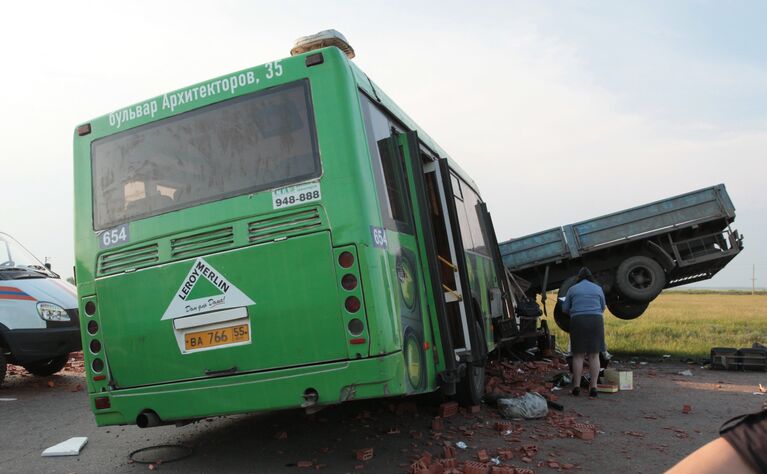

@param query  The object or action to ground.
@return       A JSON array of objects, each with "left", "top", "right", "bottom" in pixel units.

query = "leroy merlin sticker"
[{"left": 162, "top": 257, "right": 255, "bottom": 320}]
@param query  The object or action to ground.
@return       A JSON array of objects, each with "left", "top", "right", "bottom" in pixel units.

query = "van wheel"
[
  {"left": 0, "top": 352, "right": 6, "bottom": 386},
  {"left": 456, "top": 320, "right": 486, "bottom": 406},
  {"left": 615, "top": 256, "right": 665, "bottom": 302},
  {"left": 23, "top": 354, "right": 69, "bottom": 377}
]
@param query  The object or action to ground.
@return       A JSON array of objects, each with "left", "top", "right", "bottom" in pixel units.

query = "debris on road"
[
  {"left": 677, "top": 370, "right": 694, "bottom": 377},
  {"left": 41, "top": 436, "right": 88, "bottom": 457},
  {"left": 682, "top": 404, "right": 692, "bottom": 414},
  {"left": 497, "top": 393, "right": 548, "bottom": 419},
  {"left": 354, "top": 447, "right": 374, "bottom": 461}
]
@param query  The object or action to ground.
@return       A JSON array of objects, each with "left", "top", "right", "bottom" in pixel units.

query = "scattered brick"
[
  {"left": 497, "top": 448, "right": 514, "bottom": 461},
  {"left": 443, "top": 445, "right": 456, "bottom": 459},
  {"left": 432, "top": 417, "right": 444, "bottom": 431},
  {"left": 273, "top": 431, "right": 288, "bottom": 440},
  {"left": 439, "top": 401, "right": 459, "bottom": 418},
  {"left": 495, "top": 421, "right": 514, "bottom": 432},
  {"left": 463, "top": 461, "right": 490, "bottom": 474},
  {"left": 573, "top": 423, "right": 596, "bottom": 441},
  {"left": 355, "top": 448, "right": 374, "bottom": 461},
  {"left": 682, "top": 404, "right": 692, "bottom": 414},
  {"left": 490, "top": 467, "right": 515, "bottom": 474},
  {"left": 477, "top": 449, "right": 490, "bottom": 463},
  {"left": 468, "top": 405, "right": 481, "bottom": 414}
]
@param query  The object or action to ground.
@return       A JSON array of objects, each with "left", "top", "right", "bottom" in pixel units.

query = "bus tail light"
[
  {"left": 94, "top": 397, "right": 111, "bottom": 409},
  {"left": 338, "top": 251, "right": 355, "bottom": 268},
  {"left": 345, "top": 296, "right": 361, "bottom": 313},
  {"left": 335, "top": 246, "right": 369, "bottom": 353}
]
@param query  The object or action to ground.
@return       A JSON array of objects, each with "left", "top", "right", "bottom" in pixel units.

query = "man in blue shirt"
[{"left": 562, "top": 267, "right": 606, "bottom": 398}]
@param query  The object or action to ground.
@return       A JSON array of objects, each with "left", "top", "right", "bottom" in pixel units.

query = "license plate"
[{"left": 184, "top": 324, "right": 250, "bottom": 351}]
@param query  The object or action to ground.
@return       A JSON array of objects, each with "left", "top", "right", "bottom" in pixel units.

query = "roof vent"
[{"left": 291, "top": 29, "right": 355, "bottom": 59}]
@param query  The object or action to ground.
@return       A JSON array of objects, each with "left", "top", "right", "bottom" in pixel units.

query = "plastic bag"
[{"left": 497, "top": 392, "right": 549, "bottom": 419}]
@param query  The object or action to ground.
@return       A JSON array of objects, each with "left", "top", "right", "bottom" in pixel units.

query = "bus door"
[{"left": 394, "top": 132, "right": 483, "bottom": 371}]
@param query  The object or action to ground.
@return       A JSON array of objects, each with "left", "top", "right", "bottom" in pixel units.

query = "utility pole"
[{"left": 752, "top": 264, "right": 757, "bottom": 295}]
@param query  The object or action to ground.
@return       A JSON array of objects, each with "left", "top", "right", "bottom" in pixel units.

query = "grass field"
[{"left": 547, "top": 291, "right": 767, "bottom": 358}]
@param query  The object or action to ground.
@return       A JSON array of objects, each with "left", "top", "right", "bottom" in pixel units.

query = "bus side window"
[{"left": 360, "top": 95, "right": 412, "bottom": 233}]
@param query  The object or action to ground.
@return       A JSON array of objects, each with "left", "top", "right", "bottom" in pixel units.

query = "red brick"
[
  {"left": 439, "top": 401, "right": 459, "bottom": 418},
  {"left": 428, "top": 463, "right": 445, "bottom": 474},
  {"left": 497, "top": 448, "right": 514, "bottom": 461},
  {"left": 573, "top": 424, "right": 595, "bottom": 440},
  {"left": 468, "top": 405, "right": 481, "bottom": 414},
  {"left": 420, "top": 451, "right": 432, "bottom": 465},
  {"left": 495, "top": 421, "right": 514, "bottom": 432},
  {"left": 490, "top": 467, "right": 515, "bottom": 474},
  {"left": 477, "top": 449, "right": 490, "bottom": 463},
  {"left": 682, "top": 404, "right": 692, "bottom": 414},
  {"left": 515, "top": 469, "right": 535, "bottom": 474},
  {"left": 463, "top": 461, "right": 490, "bottom": 474},
  {"left": 432, "top": 417, "right": 444, "bottom": 431},
  {"left": 443, "top": 445, "right": 456, "bottom": 459},
  {"left": 410, "top": 460, "right": 429, "bottom": 474},
  {"left": 439, "top": 458, "right": 457, "bottom": 468},
  {"left": 355, "top": 447, "right": 374, "bottom": 461}
]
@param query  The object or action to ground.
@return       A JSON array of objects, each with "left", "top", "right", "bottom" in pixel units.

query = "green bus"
[{"left": 73, "top": 31, "right": 517, "bottom": 427}]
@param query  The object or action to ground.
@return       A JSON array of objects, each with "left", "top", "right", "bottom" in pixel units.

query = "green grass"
[{"left": 547, "top": 292, "right": 767, "bottom": 358}]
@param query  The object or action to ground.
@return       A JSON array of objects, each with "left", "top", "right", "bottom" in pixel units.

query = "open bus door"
[{"left": 395, "top": 130, "right": 486, "bottom": 403}]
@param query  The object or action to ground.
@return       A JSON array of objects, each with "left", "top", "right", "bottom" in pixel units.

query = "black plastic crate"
[
  {"left": 739, "top": 347, "right": 767, "bottom": 371},
  {"left": 710, "top": 347, "right": 739, "bottom": 370}
]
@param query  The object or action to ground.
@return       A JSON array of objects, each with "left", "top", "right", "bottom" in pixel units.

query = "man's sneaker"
[
  {"left": 589, "top": 387, "right": 598, "bottom": 398},
  {"left": 571, "top": 387, "right": 581, "bottom": 396}
]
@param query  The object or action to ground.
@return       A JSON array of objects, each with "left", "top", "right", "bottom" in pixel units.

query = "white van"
[{"left": 0, "top": 232, "right": 80, "bottom": 385}]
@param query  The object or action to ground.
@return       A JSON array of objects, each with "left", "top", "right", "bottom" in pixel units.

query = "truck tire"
[
  {"left": 553, "top": 276, "right": 578, "bottom": 333},
  {"left": 607, "top": 300, "right": 649, "bottom": 320},
  {"left": 456, "top": 319, "right": 486, "bottom": 406},
  {"left": 23, "top": 354, "right": 69, "bottom": 377},
  {"left": 615, "top": 256, "right": 665, "bottom": 303},
  {"left": 0, "top": 352, "right": 6, "bottom": 386}
]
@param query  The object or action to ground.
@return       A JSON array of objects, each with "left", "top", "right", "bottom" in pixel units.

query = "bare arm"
[{"left": 665, "top": 438, "right": 755, "bottom": 474}]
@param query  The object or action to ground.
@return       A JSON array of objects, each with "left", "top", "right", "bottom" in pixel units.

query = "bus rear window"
[{"left": 91, "top": 79, "right": 320, "bottom": 230}]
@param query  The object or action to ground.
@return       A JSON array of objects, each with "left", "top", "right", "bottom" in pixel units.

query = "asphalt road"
[{"left": 1, "top": 361, "right": 765, "bottom": 473}]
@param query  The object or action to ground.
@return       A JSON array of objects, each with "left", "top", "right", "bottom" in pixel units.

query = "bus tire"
[
  {"left": 0, "top": 352, "right": 6, "bottom": 386},
  {"left": 23, "top": 354, "right": 69, "bottom": 377},
  {"left": 553, "top": 276, "right": 578, "bottom": 333},
  {"left": 615, "top": 256, "right": 665, "bottom": 303},
  {"left": 456, "top": 319, "right": 486, "bottom": 406},
  {"left": 607, "top": 300, "right": 649, "bottom": 320}
]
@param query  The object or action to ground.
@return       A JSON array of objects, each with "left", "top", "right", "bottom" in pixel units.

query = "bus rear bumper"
[{"left": 90, "top": 353, "right": 406, "bottom": 426}]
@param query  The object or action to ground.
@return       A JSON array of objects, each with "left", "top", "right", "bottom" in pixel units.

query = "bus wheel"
[
  {"left": 23, "top": 354, "right": 69, "bottom": 377},
  {"left": 456, "top": 320, "right": 486, "bottom": 406}
]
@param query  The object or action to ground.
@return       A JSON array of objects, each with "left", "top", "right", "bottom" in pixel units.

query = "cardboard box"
[{"left": 604, "top": 369, "right": 633, "bottom": 390}]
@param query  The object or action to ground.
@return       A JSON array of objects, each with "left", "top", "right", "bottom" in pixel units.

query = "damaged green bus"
[{"left": 73, "top": 30, "right": 515, "bottom": 427}]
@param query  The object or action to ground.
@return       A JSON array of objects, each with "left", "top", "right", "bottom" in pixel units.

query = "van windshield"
[{"left": 0, "top": 233, "right": 51, "bottom": 275}]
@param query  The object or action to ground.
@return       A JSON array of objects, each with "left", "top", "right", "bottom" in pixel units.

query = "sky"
[{"left": 0, "top": 0, "right": 764, "bottom": 288}]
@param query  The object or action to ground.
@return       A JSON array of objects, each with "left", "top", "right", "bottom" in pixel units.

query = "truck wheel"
[
  {"left": 456, "top": 320, "right": 486, "bottom": 406},
  {"left": 23, "top": 354, "right": 69, "bottom": 377},
  {"left": 553, "top": 277, "right": 578, "bottom": 333},
  {"left": 0, "top": 352, "right": 6, "bottom": 386},
  {"left": 607, "top": 300, "right": 649, "bottom": 320},
  {"left": 615, "top": 256, "right": 665, "bottom": 303}
]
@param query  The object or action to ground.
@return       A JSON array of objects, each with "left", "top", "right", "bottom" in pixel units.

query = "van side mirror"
[{"left": 45, "top": 262, "right": 52, "bottom": 270}]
